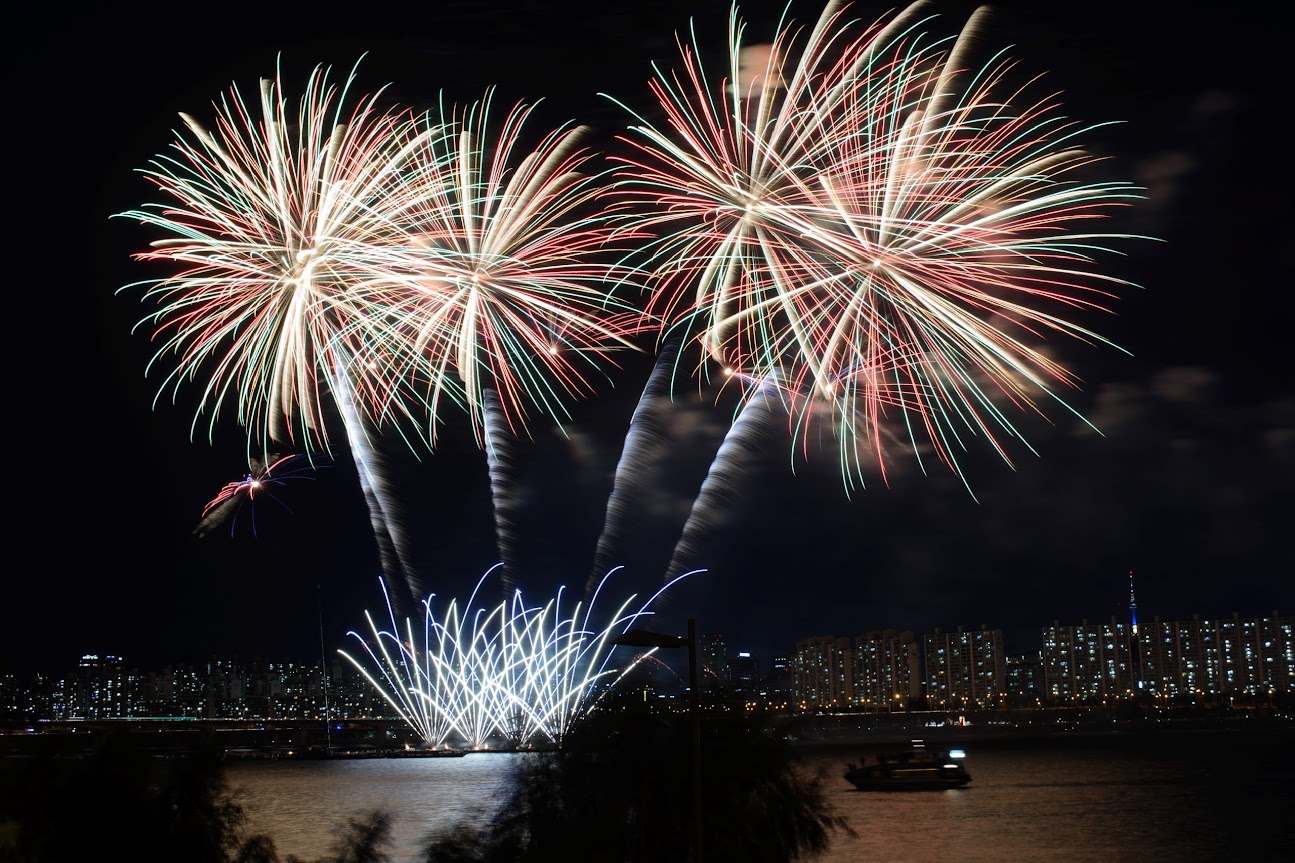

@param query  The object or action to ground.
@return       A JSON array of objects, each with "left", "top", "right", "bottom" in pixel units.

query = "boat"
[{"left": 844, "top": 739, "right": 971, "bottom": 791}]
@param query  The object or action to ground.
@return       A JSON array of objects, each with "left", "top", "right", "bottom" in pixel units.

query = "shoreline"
[{"left": 3, "top": 710, "right": 1290, "bottom": 760}]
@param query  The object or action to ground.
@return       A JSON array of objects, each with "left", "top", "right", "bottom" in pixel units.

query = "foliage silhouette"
[
  {"left": 0, "top": 732, "right": 390, "bottom": 863},
  {"left": 417, "top": 694, "right": 855, "bottom": 862},
  {"left": 0, "top": 734, "right": 250, "bottom": 863},
  {"left": 0, "top": 710, "right": 851, "bottom": 863}
]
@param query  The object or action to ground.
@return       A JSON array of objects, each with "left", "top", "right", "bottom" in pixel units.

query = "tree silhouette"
[
  {"left": 1, "top": 713, "right": 850, "bottom": 863},
  {"left": 417, "top": 694, "right": 854, "bottom": 862},
  {"left": 0, "top": 733, "right": 391, "bottom": 863}
]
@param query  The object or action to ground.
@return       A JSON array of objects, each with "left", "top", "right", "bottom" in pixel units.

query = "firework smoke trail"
[
  {"left": 663, "top": 370, "right": 787, "bottom": 585},
  {"left": 334, "top": 371, "right": 423, "bottom": 611},
  {"left": 483, "top": 387, "right": 521, "bottom": 594},
  {"left": 585, "top": 337, "right": 683, "bottom": 597},
  {"left": 606, "top": 0, "right": 1150, "bottom": 494}
]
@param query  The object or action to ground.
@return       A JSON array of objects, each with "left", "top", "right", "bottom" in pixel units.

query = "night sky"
[{"left": 7, "top": 0, "right": 1290, "bottom": 677}]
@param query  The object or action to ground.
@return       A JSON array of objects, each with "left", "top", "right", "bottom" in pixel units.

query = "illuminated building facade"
[
  {"left": 698, "top": 632, "right": 728, "bottom": 687},
  {"left": 728, "top": 651, "right": 759, "bottom": 692},
  {"left": 1005, "top": 653, "right": 1045, "bottom": 705},
  {"left": 793, "top": 635, "right": 852, "bottom": 710},
  {"left": 1039, "top": 611, "right": 1292, "bottom": 702},
  {"left": 851, "top": 629, "right": 921, "bottom": 711},
  {"left": 761, "top": 654, "right": 793, "bottom": 710},
  {"left": 922, "top": 626, "right": 1005, "bottom": 709},
  {"left": 1139, "top": 612, "right": 1292, "bottom": 698},
  {"left": 69, "top": 654, "right": 128, "bottom": 719},
  {"left": 1041, "top": 619, "right": 1137, "bottom": 701}
]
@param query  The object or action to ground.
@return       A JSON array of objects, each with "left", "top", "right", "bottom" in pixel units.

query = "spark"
[
  {"left": 340, "top": 565, "right": 700, "bottom": 750},
  {"left": 115, "top": 57, "right": 439, "bottom": 453},
  {"left": 606, "top": 0, "right": 1152, "bottom": 495},
  {"left": 193, "top": 452, "right": 327, "bottom": 539},
  {"left": 349, "top": 88, "right": 653, "bottom": 448},
  {"left": 115, "top": 59, "right": 441, "bottom": 608}
]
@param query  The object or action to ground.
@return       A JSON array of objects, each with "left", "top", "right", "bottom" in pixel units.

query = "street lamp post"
[{"left": 612, "top": 619, "right": 704, "bottom": 863}]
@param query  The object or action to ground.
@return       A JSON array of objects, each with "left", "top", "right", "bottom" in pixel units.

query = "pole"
[
  {"left": 688, "top": 618, "right": 704, "bottom": 863},
  {"left": 318, "top": 583, "right": 332, "bottom": 754}
]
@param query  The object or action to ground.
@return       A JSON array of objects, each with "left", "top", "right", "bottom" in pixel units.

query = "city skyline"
[
  {"left": 5, "top": 608, "right": 1288, "bottom": 735},
  {"left": 7, "top": 0, "right": 1291, "bottom": 678},
  {"left": 6, "top": 596, "right": 1284, "bottom": 680}
]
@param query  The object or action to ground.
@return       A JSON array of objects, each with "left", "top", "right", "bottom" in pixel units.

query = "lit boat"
[{"left": 844, "top": 739, "right": 971, "bottom": 791}]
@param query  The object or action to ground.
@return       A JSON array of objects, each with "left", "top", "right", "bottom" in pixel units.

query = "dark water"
[{"left": 227, "top": 730, "right": 1295, "bottom": 862}]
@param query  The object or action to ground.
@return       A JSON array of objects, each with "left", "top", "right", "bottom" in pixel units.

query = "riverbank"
[
  {"left": 774, "top": 704, "right": 1293, "bottom": 747},
  {"left": 3, "top": 707, "right": 1290, "bottom": 759}
]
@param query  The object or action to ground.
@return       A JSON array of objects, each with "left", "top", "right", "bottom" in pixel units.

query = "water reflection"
[
  {"left": 229, "top": 732, "right": 1294, "bottom": 863},
  {"left": 229, "top": 753, "right": 520, "bottom": 859}
]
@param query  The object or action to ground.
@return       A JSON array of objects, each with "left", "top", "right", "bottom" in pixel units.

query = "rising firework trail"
[
  {"left": 586, "top": 336, "right": 683, "bottom": 597},
  {"left": 484, "top": 387, "right": 521, "bottom": 592},
  {"left": 335, "top": 372, "right": 422, "bottom": 608},
  {"left": 606, "top": 0, "right": 1150, "bottom": 495},
  {"left": 347, "top": 88, "right": 653, "bottom": 594},
  {"left": 662, "top": 370, "right": 787, "bottom": 584}
]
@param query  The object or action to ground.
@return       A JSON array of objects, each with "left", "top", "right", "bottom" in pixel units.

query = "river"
[{"left": 227, "top": 728, "right": 1294, "bottom": 862}]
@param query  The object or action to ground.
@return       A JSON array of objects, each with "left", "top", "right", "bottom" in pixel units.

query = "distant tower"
[
  {"left": 1129, "top": 570, "right": 1138, "bottom": 635},
  {"left": 1128, "top": 570, "right": 1144, "bottom": 692}
]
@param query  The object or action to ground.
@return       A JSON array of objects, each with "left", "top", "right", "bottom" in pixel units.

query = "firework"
[
  {"left": 193, "top": 452, "right": 327, "bottom": 539},
  {"left": 114, "top": 60, "right": 446, "bottom": 605},
  {"left": 349, "top": 88, "right": 652, "bottom": 448},
  {"left": 115, "top": 58, "right": 442, "bottom": 453},
  {"left": 117, "top": 68, "right": 661, "bottom": 600},
  {"left": 607, "top": 0, "right": 1149, "bottom": 493},
  {"left": 340, "top": 565, "right": 698, "bottom": 750},
  {"left": 341, "top": 88, "right": 656, "bottom": 600}
]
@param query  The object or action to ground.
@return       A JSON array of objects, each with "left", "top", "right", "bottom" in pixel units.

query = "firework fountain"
[{"left": 339, "top": 565, "right": 697, "bottom": 750}]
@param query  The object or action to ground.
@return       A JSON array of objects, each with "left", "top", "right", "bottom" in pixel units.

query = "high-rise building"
[
  {"left": 793, "top": 636, "right": 852, "bottom": 711},
  {"left": 1141, "top": 612, "right": 1292, "bottom": 698},
  {"left": 1038, "top": 611, "right": 1293, "bottom": 702},
  {"left": 1041, "top": 618, "right": 1137, "bottom": 702},
  {"left": 698, "top": 632, "right": 728, "bottom": 687},
  {"left": 762, "top": 654, "right": 793, "bottom": 710},
  {"left": 70, "top": 654, "right": 128, "bottom": 719},
  {"left": 923, "top": 626, "right": 1005, "bottom": 709},
  {"left": 852, "top": 629, "right": 920, "bottom": 711},
  {"left": 0, "top": 673, "right": 24, "bottom": 722},
  {"left": 728, "top": 651, "right": 759, "bottom": 691},
  {"left": 1006, "top": 653, "right": 1045, "bottom": 706},
  {"left": 1214, "top": 612, "right": 1292, "bottom": 695}
]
